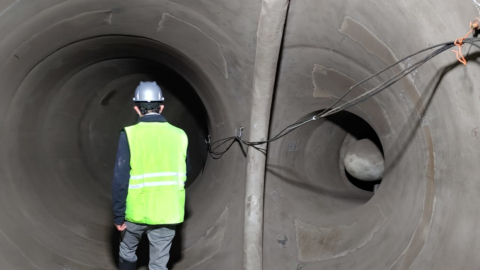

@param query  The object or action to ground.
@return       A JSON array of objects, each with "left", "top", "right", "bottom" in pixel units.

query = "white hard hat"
[{"left": 133, "top": 81, "right": 164, "bottom": 102}]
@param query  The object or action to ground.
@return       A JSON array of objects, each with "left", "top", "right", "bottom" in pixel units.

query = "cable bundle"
[{"left": 207, "top": 36, "right": 480, "bottom": 159}]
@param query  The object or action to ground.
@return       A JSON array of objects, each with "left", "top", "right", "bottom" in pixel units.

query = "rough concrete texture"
[{"left": 0, "top": 0, "right": 479, "bottom": 270}]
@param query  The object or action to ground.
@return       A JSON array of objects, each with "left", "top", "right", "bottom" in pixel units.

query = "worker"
[{"left": 112, "top": 81, "right": 190, "bottom": 270}]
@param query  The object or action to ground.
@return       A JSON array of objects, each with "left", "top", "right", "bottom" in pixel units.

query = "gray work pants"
[{"left": 120, "top": 221, "right": 176, "bottom": 270}]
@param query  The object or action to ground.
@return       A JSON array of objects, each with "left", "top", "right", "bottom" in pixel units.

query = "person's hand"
[{"left": 115, "top": 223, "right": 127, "bottom": 231}]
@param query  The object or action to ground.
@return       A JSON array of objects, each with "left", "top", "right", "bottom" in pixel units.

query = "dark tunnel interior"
[
  {"left": 325, "top": 111, "right": 384, "bottom": 192},
  {"left": 1, "top": 35, "right": 216, "bottom": 269}
]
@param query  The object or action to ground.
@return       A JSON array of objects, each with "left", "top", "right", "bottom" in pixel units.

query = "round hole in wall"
[{"left": 335, "top": 112, "right": 384, "bottom": 192}]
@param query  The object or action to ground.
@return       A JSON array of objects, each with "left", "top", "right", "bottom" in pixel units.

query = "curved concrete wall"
[{"left": 0, "top": 0, "right": 479, "bottom": 270}]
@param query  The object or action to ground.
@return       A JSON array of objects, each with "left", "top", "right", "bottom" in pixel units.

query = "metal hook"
[{"left": 235, "top": 126, "right": 244, "bottom": 139}]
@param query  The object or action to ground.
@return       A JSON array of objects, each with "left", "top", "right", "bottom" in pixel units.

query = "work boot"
[{"left": 119, "top": 257, "right": 137, "bottom": 270}]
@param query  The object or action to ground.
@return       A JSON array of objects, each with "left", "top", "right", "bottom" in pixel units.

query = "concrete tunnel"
[{"left": 1, "top": 0, "right": 480, "bottom": 269}]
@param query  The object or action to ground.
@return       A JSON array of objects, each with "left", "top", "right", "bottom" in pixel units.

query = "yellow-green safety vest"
[{"left": 124, "top": 121, "right": 188, "bottom": 225}]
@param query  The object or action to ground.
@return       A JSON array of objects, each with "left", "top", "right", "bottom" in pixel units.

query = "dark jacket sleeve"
[
  {"left": 186, "top": 150, "right": 192, "bottom": 179},
  {"left": 112, "top": 131, "right": 130, "bottom": 225}
]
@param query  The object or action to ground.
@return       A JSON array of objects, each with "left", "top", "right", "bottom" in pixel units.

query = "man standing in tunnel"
[{"left": 112, "top": 81, "right": 190, "bottom": 270}]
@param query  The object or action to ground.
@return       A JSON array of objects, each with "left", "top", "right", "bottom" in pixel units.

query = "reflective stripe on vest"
[
  {"left": 130, "top": 172, "right": 187, "bottom": 180},
  {"left": 124, "top": 122, "right": 188, "bottom": 225},
  {"left": 129, "top": 172, "right": 187, "bottom": 189},
  {"left": 129, "top": 181, "right": 178, "bottom": 189}
]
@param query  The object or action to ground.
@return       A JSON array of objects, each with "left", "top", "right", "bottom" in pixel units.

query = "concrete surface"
[{"left": 0, "top": 0, "right": 479, "bottom": 270}]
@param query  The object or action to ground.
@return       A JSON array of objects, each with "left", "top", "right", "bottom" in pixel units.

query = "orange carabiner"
[{"left": 452, "top": 21, "right": 479, "bottom": 65}]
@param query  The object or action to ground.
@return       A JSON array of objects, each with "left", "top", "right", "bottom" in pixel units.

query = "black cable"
[
  {"left": 207, "top": 136, "right": 238, "bottom": 159},
  {"left": 320, "top": 44, "right": 453, "bottom": 117},
  {"left": 320, "top": 40, "right": 457, "bottom": 116},
  {"left": 241, "top": 117, "right": 316, "bottom": 146},
  {"left": 317, "top": 37, "right": 480, "bottom": 118},
  {"left": 207, "top": 38, "right": 480, "bottom": 158}
]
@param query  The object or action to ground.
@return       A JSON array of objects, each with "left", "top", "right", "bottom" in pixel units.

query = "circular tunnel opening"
[
  {"left": 272, "top": 109, "right": 386, "bottom": 216},
  {"left": 2, "top": 35, "right": 213, "bottom": 269}
]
